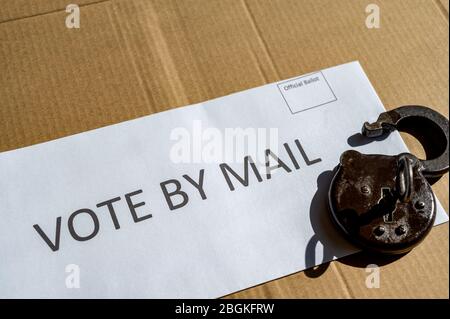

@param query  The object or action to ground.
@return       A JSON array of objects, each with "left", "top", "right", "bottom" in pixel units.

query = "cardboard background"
[{"left": 0, "top": 0, "right": 448, "bottom": 298}]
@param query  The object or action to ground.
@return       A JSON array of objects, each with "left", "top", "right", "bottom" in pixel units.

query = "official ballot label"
[
  {"left": 0, "top": 61, "right": 447, "bottom": 298},
  {"left": 277, "top": 71, "right": 337, "bottom": 113}
]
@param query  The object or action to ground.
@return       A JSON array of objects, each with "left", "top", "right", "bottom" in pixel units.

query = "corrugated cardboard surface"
[{"left": 0, "top": 0, "right": 448, "bottom": 298}]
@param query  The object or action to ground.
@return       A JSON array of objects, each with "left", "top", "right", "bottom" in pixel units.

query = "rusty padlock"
[{"left": 328, "top": 105, "right": 449, "bottom": 254}]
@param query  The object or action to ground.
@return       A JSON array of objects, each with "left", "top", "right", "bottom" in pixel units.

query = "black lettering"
[
  {"left": 183, "top": 169, "right": 207, "bottom": 200},
  {"left": 125, "top": 190, "right": 152, "bottom": 222},
  {"left": 96, "top": 196, "right": 121, "bottom": 229},
  {"left": 160, "top": 180, "right": 189, "bottom": 210},
  {"left": 265, "top": 149, "right": 292, "bottom": 179},
  {"left": 33, "top": 217, "right": 62, "bottom": 252},
  {"left": 295, "top": 139, "right": 322, "bottom": 165},
  {"left": 284, "top": 142, "right": 300, "bottom": 169},
  {"left": 68, "top": 209, "right": 99, "bottom": 241},
  {"left": 220, "top": 156, "right": 262, "bottom": 191}
]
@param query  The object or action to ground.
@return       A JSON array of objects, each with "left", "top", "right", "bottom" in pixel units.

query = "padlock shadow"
[
  {"left": 304, "top": 170, "right": 406, "bottom": 278},
  {"left": 304, "top": 169, "right": 340, "bottom": 278},
  {"left": 347, "top": 132, "right": 389, "bottom": 147}
]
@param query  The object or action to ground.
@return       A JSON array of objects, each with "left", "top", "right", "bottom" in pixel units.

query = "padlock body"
[{"left": 328, "top": 150, "right": 436, "bottom": 254}]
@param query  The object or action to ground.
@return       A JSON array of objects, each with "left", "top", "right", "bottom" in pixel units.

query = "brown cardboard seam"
[
  {"left": 166, "top": 0, "right": 206, "bottom": 104},
  {"left": 240, "top": 0, "right": 280, "bottom": 82},
  {"left": 330, "top": 263, "right": 353, "bottom": 298},
  {"left": 146, "top": 0, "right": 191, "bottom": 106},
  {"left": 106, "top": 2, "right": 154, "bottom": 111}
]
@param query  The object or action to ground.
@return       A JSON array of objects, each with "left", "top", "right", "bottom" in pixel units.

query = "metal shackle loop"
[
  {"left": 362, "top": 105, "right": 449, "bottom": 180},
  {"left": 396, "top": 154, "right": 413, "bottom": 202}
]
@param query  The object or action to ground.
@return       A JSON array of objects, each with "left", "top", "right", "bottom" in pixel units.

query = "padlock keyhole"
[{"left": 380, "top": 187, "right": 395, "bottom": 223}]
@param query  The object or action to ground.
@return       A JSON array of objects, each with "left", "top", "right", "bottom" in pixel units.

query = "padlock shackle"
[
  {"left": 396, "top": 154, "right": 413, "bottom": 202},
  {"left": 362, "top": 105, "right": 449, "bottom": 179}
]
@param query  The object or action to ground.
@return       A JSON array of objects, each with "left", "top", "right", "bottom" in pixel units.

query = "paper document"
[{"left": 0, "top": 61, "right": 447, "bottom": 298}]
